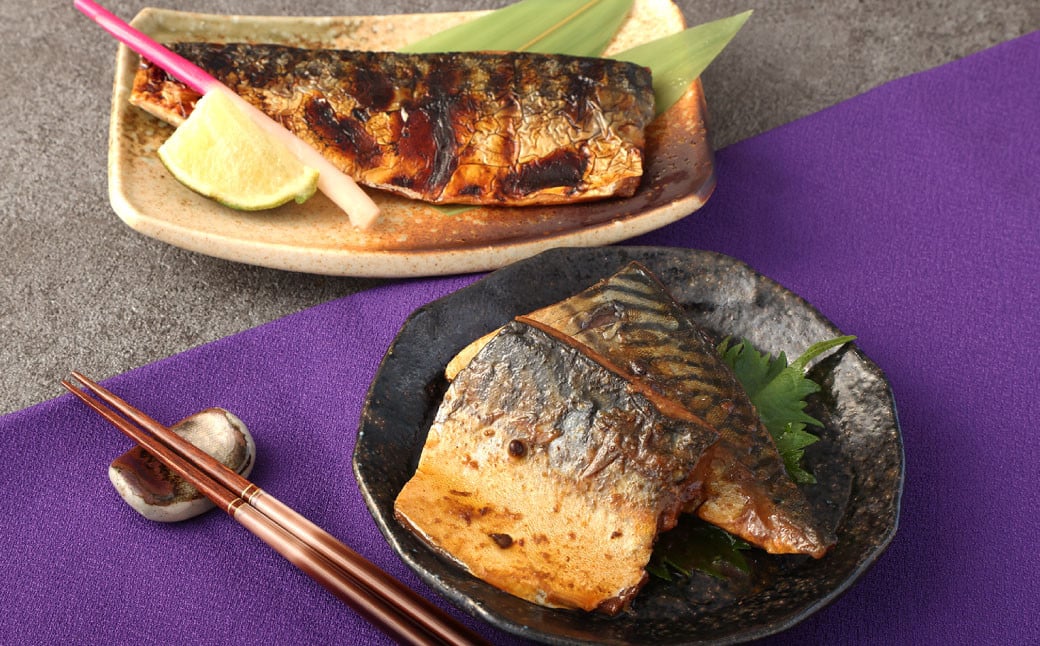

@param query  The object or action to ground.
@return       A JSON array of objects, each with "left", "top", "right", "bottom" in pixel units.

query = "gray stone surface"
[{"left": 1, "top": 0, "right": 1037, "bottom": 414}]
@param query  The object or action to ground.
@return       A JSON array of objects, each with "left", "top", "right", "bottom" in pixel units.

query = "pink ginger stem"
[{"left": 75, "top": 0, "right": 217, "bottom": 94}]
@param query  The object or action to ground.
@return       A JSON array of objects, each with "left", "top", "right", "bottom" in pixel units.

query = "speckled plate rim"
[
  {"left": 106, "top": 3, "right": 716, "bottom": 278},
  {"left": 353, "top": 246, "right": 904, "bottom": 645}
]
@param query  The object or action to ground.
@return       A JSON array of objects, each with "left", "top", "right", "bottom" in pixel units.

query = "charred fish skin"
[
  {"left": 130, "top": 43, "right": 655, "bottom": 206},
  {"left": 394, "top": 320, "right": 717, "bottom": 614},
  {"left": 525, "top": 262, "right": 836, "bottom": 558}
]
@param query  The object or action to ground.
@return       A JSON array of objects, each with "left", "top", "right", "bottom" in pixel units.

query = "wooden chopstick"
[{"left": 61, "top": 372, "right": 488, "bottom": 646}]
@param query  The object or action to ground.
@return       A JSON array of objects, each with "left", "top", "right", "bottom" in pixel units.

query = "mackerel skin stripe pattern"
[
  {"left": 395, "top": 320, "right": 718, "bottom": 614},
  {"left": 130, "top": 43, "right": 655, "bottom": 206},
  {"left": 525, "top": 262, "right": 835, "bottom": 558}
]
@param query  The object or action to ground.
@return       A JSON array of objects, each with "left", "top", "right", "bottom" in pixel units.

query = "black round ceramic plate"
[{"left": 353, "top": 246, "right": 903, "bottom": 645}]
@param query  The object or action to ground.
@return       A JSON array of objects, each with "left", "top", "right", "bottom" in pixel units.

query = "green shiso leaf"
[
  {"left": 718, "top": 335, "right": 855, "bottom": 484},
  {"left": 725, "top": 334, "right": 858, "bottom": 434},
  {"left": 613, "top": 10, "right": 752, "bottom": 115},
  {"left": 401, "top": 0, "right": 634, "bottom": 56},
  {"left": 647, "top": 515, "right": 751, "bottom": 581}
]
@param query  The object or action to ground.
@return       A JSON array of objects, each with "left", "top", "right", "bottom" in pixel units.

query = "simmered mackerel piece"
[
  {"left": 446, "top": 263, "right": 835, "bottom": 558},
  {"left": 130, "top": 44, "right": 655, "bottom": 206},
  {"left": 523, "top": 262, "right": 835, "bottom": 558},
  {"left": 395, "top": 320, "right": 717, "bottom": 614}
]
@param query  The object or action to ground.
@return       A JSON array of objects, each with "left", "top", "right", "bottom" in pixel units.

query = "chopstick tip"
[
  {"left": 66, "top": 371, "right": 95, "bottom": 388},
  {"left": 62, "top": 371, "right": 98, "bottom": 397}
]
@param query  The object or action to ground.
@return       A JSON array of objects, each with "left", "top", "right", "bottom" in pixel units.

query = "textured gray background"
[{"left": 1, "top": 0, "right": 1037, "bottom": 415}]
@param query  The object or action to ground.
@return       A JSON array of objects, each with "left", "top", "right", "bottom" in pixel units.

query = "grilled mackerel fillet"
[
  {"left": 130, "top": 43, "right": 655, "bottom": 206},
  {"left": 395, "top": 319, "right": 718, "bottom": 614},
  {"left": 447, "top": 262, "right": 835, "bottom": 558}
]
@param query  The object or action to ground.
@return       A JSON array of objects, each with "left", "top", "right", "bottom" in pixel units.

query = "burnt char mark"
[
  {"left": 503, "top": 149, "right": 586, "bottom": 197},
  {"left": 143, "top": 44, "right": 656, "bottom": 205},
  {"left": 425, "top": 91, "right": 461, "bottom": 194},
  {"left": 392, "top": 106, "right": 436, "bottom": 192},
  {"left": 562, "top": 61, "right": 600, "bottom": 124},
  {"left": 304, "top": 96, "right": 382, "bottom": 167},
  {"left": 391, "top": 53, "right": 476, "bottom": 196},
  {"left": 137, "top": 58, "right": 182, "bottom": 95},
  {"left": 174, "top": 43, "right": 282, "bottom": 94},
  {"left": 488, "top": 59, "right": 515, "bottom": 97},
  {"left": 241, "top": 46, "right": 290, "bottom": 91},
  {"left": 424, "top": 58, "right": 466, "bottom": 195},
  {"left": 349, "top": 53, "right": 396, "bottom": 112},
  {"left": 625, "top": 62, "right": 654, "bottom": 95},
  {"left": 173, "top": 43, "right": 236, "bottom": 80}
]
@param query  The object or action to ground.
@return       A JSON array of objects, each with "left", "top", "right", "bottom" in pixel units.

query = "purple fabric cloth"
[{"left": 3, "top": 31, "right": 1038, "bottom": 645}]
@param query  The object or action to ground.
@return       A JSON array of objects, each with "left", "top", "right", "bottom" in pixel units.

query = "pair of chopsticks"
[{"left": 62, "top": 372, "right": 488, "bottom": 646}]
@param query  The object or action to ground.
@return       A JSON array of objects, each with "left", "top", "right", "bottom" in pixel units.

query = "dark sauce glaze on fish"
[
  {"left": 130, "top": 43, "right": 656, "bottom": 206},
  {"left": 524, "top": 263, "right": 836, "bottom": 558},
  {"left": 395, "top": 318, "right": 719, "bottom": 614},
  {"left": 446, "top": 262, "right": 836, "bottom": 559}
]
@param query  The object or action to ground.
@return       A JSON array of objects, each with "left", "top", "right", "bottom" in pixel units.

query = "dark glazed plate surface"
[{"left": 353, "top": 247, "right": 903, "bottom": 645}]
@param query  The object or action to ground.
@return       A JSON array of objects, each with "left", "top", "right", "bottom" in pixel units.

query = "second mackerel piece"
[{"left": 524, "top": 263, "right": 835, "bottom": 557}]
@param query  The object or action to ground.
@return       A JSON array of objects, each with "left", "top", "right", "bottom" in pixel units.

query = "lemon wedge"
[{"left": 158, "top": 89, "right": 319, "bottom": 211}]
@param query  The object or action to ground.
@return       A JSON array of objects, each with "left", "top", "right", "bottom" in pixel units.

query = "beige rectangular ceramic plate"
[{"left": 107, "top": 0, "right": 715, "bottom": 277}]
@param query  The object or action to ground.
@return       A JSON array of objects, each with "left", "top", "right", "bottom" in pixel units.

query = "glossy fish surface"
[
  {"left": 448, "top": 262, "right": 835, "bottom": 558},
  {"left": 130, "top": 43, "right": 655, "bottom": 206},
  {"left": 394, "top": 319, "right": 717, "bottom": 614},
  {"left": 524, "top": 262, "right": 835, "bottom": 557}
]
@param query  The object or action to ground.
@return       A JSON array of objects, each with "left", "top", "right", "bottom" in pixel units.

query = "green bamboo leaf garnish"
[
  {"left": 405, "top": 2, "right": 751, "bottom": 214},
  {"left": 407, "top": 0, "right": 752, "bottom": 117},
  {"left": 406, "top": 0, "right": 635, "bottom": 215},
  {"left": 402, "top": 0, "right": 634, "bottom": 56},
  {"left": 613, "top": 10, "right": 752, "bottom": 115}
]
